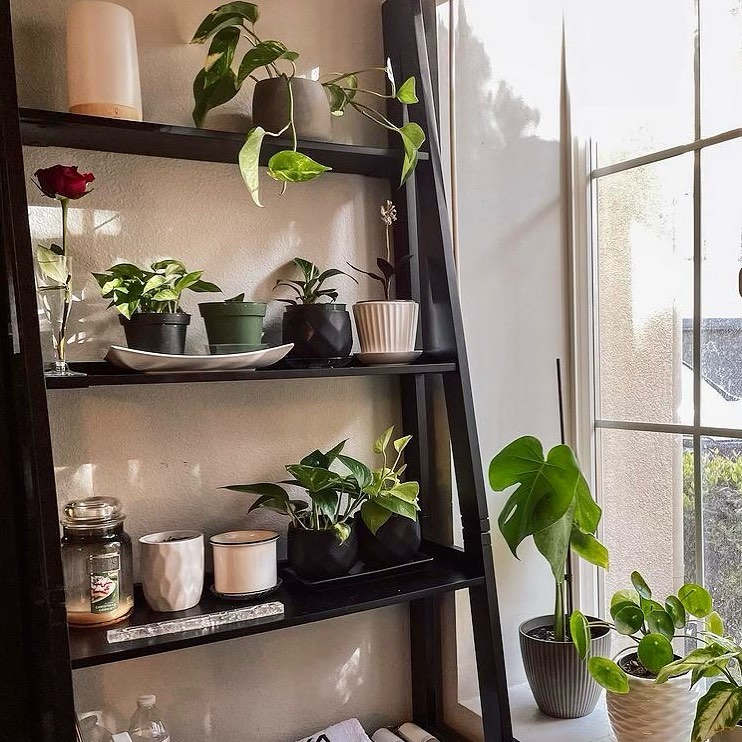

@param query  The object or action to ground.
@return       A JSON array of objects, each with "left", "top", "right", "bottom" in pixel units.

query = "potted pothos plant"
[
  {"left": 275, "top": 257, "right": 356, "bottom": 367},
  {"left": 93, "top": 260, "right": 221, "bottom": 354},
  {"left": 357, "top": 426, "right": 421, "bottom": 566},
  {"left": 190, "top": 2, "right": 425, "bottom": 206},
  {"left": 198, "top": 292, "right": 267, "bottom": 354},
  {"left": 571, "top": 573, "right": 720, "bottom": 742},
  {"left": 489, "top": 435, "right": 610, "bottom": 719},
  {"left": 223, "top": 429, "right": 420, "bottom": 579},
  {"left": 349, "top": 201, "right": 419, "bottom": 363}
]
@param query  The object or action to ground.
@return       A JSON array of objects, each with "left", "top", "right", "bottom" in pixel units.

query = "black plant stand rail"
[{"left": 0, "top": 0, "right": 513, "bottom": 740}]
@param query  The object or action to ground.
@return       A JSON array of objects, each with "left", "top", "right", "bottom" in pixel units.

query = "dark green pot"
[{"left": 199, "top": 301, "right": 266, "bottom": 355}]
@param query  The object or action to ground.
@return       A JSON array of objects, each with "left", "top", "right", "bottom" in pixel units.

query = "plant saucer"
[{"left": 355, "top": 350, "right": 422, "bottom": 366}]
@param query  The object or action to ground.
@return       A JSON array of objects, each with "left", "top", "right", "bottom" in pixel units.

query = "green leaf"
[
  {"left": 570, "top": 610, "right": 590, "bottom": 660},
  {"left": 611, "top": 588, "right": 640, "bottom": 608},
  {"left": 267, "top": 150, "right": 332, "bottom": 183},
  {"left": 203, "top": 26, "right": 240, "bottom": 88},
  {"left": 641, "top": 597, "right": 665, "bottom": 618},
  {"left": 325, "top": 83, "right": 349, "bottom": 116},
  {"left": 192, "top": 68, "right": 239, "bottom": 128},
  {"left": 142, "top": 275, "right": 167, "bottom": 294},
  {"left": 191, "top": 2, "right": 259, "bottom": 44},
  {"left": 332, "top": 522, "right": 351, "bottom": 544},
  {"left": 656, "top": 646, "right": 731, "bottom": 685},
  {"left": 610, "top": 601, "right": 645, "bottom": 635},
  {"left": 533, "top": 500, "right": 575, "bottom": 581},
  {"left": 647, "top": 609, "right": 676, "bottom": 639},
  {"left": 691, "top": 682, "right": 742, "bottom": 742},
  {"left": 109, "top": 263, "right": 145, "bottom": 278},
  {"left": 569, "top": 528, "right": 609, "bottom": 569},
  {"left": 637, "top": 633, "right": 674, "bottom": 675},
  {"left": 573, "top": 473, "right": 602, "bottom": 534},
  {"left": 336, "top": 454, "right": 373, "bottom": 491},
  {"left": 239, "top": 126, "right": 267, "bottom": 206},
  {"left": 285, "top": 465, "right": 342, "bottom": 494},
  {"left": 189, "top": 279, "right": 221, "bottom": 293},
  {"left": 237, "top": 42, "right": 296, "bottom": 86},
  {"left": 679, "top": 583, "right": 713, "bottom": 618},
  {"left": 631, "top": 571, "right": 652, "bottom": 600},
  {"left": 707, "top": 611, "right": 725, "bottom": 636},
  {"left": 222, "top": 483, "right": 292, "bottom": 517},
  {"left": 361, "top": 500, "right": 392, "bottom": 535},
  {"left": 373, "top": 493, "right": 418, "bottom": 520},
  {"left": 373, "top": 426, "right": 395, "bottom": 455},
  {"left": 394, "top": 435, "right": 413, "bottom": 454},
  {"left": 311, "top": 490, "right": 339, "bottom": 518},
  {"left": 587, "top": 657, "right": 629, "bottom": 694},
  {"left": 397, "top": 76, "right": 418, "bottom": 104},
  {"left": 490, "top": 436, "right": 582, "bottom": 558},
  {"left": 665, "top": 595, "right": 687, "bottom": 629},
  {"left": 398, "top": 122, "right": 426, "bottom": 185},
  {"left": 173, "top": 271, "right": 204, "bottom": 293},
  {"left": 389, "top": 481, "right": 420, "bottom": 503},
  {"left": 36, "top": 245, "right": 68, "bottom": 284},
  {"left": 151, "top": 288, "right": 179, "bottom": 302}
]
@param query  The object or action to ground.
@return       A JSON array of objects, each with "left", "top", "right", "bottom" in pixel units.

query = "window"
[{"left": 578, "top": 1, "right": 742, "bottom": 631}]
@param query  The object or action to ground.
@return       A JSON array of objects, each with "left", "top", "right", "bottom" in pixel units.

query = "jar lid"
[{"left": 62, "top": 497, "right": 125, "bottom": 529}]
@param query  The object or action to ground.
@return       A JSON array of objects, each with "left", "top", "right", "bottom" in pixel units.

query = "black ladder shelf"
[{"left": 0, "top": 1, "right": 513, "bottom": 740}]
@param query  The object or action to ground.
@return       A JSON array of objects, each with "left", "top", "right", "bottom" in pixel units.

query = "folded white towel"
[
  {"left": 297, "top": 718, "right": 372, "bottom": 742},
  {"left": 371, "top": 730, "right": 405, "bottom": 742},
  {"left": 397, "top": 723, "right": 439, "bottom": 742}
]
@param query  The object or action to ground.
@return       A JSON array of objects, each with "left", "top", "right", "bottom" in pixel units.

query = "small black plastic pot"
[
  {"left": 282, "top": 304, "right": 353, "bottom": 362},
  {"left": 359, "top": 514, "right": 421, "bottom": 566},
  {"left": 119, "top": 313, "right": 190, "bottom": 354},
  {"left": 286, "top": 523, "right": 358, "bottom": 581}
]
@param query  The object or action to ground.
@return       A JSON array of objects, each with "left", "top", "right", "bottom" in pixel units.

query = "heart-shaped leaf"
[
  {"left": 361, "top": 500, "right": 392, "bottom": 535},
  {"left": 36, "top": 245, "right": 68, "bottom": 285},
  {"left": 397, "top": 76, "right": 418, "bottom": 104},
  {"left": 191, "top": 2, "right": 259, "bottom": 44},
  {"left": 267, "top": 150, "right": 332, "bottom": 182},
  {"left": 203, "top": 26, "right": 240, "bottom": 88},
  {"left": 237, "top": 42, "right": 297, "bottom": 85},
  {"left": 239, "top": 126, "right": 267, "bottom": 206},
  {"left": 333, "top": 522, "right": 351, "bottom": 544},
  {"left": 192, "top": 69, "right": 239, "bottom": 128},
  {"left": 373, "top": 426, "right": 394, "bottom": 455}
]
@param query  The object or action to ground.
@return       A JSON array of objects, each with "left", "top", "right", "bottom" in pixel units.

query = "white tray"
[{"left": 105, "top": 344, "right": 293, "bottom": 373}]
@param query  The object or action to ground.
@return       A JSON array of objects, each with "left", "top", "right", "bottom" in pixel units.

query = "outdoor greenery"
[
  {"left": 223, "top": 427, "right": 419, "bottom": 541},
  {"left": 93, "top": 260, "right": 221, "bottom": 317},
  {"left": 683, "top": 447, "right": 742, "bottom": 640},
  {"left": 190, "top": 2, "right": 425, "bottom": 206},
  {"left": 571, "top": 572, "right": 718, "bottom": 696},
  {"left": 273, "top": 257, "right": 355, "bottom": 305},
  {"left": 489, "top": 436, "right": 609, "bottom": 642}
]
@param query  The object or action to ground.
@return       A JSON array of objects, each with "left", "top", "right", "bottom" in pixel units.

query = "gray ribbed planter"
[{"left": 520, "top": 614, "right": 611, "bottom": 719}]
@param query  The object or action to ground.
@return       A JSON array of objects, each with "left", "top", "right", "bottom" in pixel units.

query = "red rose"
[{"left": 34, "top": 165, "right": 94, "bottom": 200}]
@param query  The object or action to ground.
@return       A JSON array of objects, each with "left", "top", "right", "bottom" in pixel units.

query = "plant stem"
[
  {"left": 322, "top": 67, "right": 388, "bottom": 86},
  {"left": 287, "top": 77, "right": 297, "bottom": 152},
  {"left": 554, "top": 579, "right": 566, "bottom": 642},
  {"left": 59, "top": 197, "right": 68, "bottom": 255},
  {"left": 342, "top": 86, "right": 394, "bottom": 101},
  {"left": 351, "top": 101, "right": 399, "bottom": 133}
]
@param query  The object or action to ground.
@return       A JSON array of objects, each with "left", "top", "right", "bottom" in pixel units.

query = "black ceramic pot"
[
  {"left": 359, "top": 515, "right": 421, "bottom": 566},
  {"left": 287, "top": 523, "right": 358, "bottom": 580},
  {"left": 119, "top": 313, "right": 190, "bottom": 354},
  {"left": 282, "top": 304, "right": 352, "bottom": 362}
]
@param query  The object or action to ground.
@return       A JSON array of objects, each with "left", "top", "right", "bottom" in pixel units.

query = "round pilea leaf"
[
  {"left": 678, "top": 583, "right": 713, "bottom": 618},
  {"left": 641, "top": 597, "right": 665, "bottom": 617},
  {"left": 611, "top": 588, "right": 640, "bottom": 608},
  {"left": 570, "top": 610, "right": 591, "bottom": 660},
  {"left": 611, "top": 601, "right": 645, "bottom": 635},
  {"left": 665, "top": 595, "right": 687, "bottom": 629},
  {"left": 707, "top": 611, "right": 725, "bottom": 636},
  {"left": 588, "top": 657, "right": 630, "bottom": 694},
  {"left": 638, "top": 633, "right": 674, "bottom": 675},
  {"left": 647, "top": 609, "right": 676, "bottom": 639},
  {"left": 631, "top": 571, "right": 652, "bottom": 600}
]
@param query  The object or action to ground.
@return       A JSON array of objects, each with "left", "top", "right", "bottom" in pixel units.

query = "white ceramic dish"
[
  {"left": 355, "top": 350, "right": 422, "bottom": 366},
  {"left": 105, "top": 343, "right": 293, "bottom": 373}
]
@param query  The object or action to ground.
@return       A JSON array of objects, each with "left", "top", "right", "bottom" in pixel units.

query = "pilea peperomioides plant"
[
  {"left": 190, "top": 2, "right": 425, "bottom": 206},
  {"left": 570, "top": 572, "right": 719, "bottom": 694}
]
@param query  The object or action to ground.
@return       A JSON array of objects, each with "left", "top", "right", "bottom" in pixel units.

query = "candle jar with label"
[{"left": 61, "top": 497, "right": 134, "bottom": 627}]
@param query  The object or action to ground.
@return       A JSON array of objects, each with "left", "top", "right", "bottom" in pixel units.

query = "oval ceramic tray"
[{"left": 105, "top": 343, "right": 293, "bottom": 372}]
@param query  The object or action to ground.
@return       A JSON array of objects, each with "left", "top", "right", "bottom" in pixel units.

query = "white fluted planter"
[
  {"left": 607, "top": 671, "right": 701, "bottom": 742},
  {"left": 353, "top": 300, "right": 419, "bottom": 355},
  {"left": 67, "top": 0, "right": 143, "bottom": 120}
]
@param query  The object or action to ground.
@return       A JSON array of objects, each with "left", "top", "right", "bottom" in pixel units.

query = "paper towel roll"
[
  {"left": 67, "top": 0, "right": 143, "bottom": 120},
  {"left": 397, "top": 723, "right": 439, "bottom": 742},
  {"left": 371, "top": 730, "right": 404, "bottom": 742}
]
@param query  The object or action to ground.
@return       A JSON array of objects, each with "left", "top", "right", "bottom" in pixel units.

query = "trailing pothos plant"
[
  {"left": 190, "top": 2, "right": 426, "bottom": 206},
  {"left": 570, "top": 572, "right": 719, "bottom": 699},
  {"left": 93, "top": 260, "right": 221, "bottom": 318},
  {"left": 348, "top": 200, "right": 413, "bottom": 301},
  {"left": 223, "top": 427, "right": 419, "bottom": 542},
  {"left": 489, "top": 436, "right": 609, "bottom": 642},
  {"left": 274, "top": 257, "right": 356, "bottom": 305}
]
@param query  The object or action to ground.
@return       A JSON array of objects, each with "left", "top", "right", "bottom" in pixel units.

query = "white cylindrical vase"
[
  {"left": 211, "top": 530, "right": 279, "bottom": 596},
  {"left": 139, "top": 531, "right": 204, "bottom": 612},
  {"left": 353, "top": 300, "right": 419, "bottom": 353},
  {"left": 67, "top": 0, "right": 143, "bottom": 120}
]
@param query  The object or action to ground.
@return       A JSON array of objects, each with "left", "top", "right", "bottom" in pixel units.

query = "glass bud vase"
[{"left": 36, "top": 280, "right": 85, "bottom": 378}]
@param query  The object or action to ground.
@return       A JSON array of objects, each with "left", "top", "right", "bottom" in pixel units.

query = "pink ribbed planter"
[{"left": 352, "top": 300, "right": 419, "bottom": 353}]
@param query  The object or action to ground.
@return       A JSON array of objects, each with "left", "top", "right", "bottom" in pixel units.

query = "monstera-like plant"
[
  {"left": 489, "top": 435, "right": 610, "bottom": 719},
  {"left": 190, "top": 2, "right": 425, "bottom": 206}
]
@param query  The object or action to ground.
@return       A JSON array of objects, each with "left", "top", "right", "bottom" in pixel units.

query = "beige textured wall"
[{"left": 12, "top": 1, "right": 413, "bottom": 739}]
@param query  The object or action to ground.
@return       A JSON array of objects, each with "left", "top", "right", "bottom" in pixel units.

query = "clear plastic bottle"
[{"left": 127, "top": 695, "right": 170, "bottom": 742}]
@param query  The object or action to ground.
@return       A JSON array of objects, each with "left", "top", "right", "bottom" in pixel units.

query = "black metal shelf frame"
[{"left": 0, "top": 1, "right": 514, "bottom": 740}]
